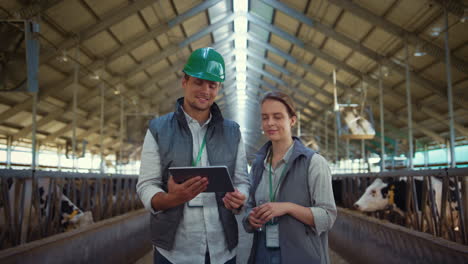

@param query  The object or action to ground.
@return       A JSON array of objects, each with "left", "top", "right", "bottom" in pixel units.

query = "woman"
[{"left": 243, "top": 92, "right": 337, "bottom": 264}]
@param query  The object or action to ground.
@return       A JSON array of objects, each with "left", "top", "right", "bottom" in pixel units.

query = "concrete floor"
[
  {"left": 134, "top": 214, "right": 348, "bottom": 264},
  {"left": 135, "top": 249, "right": 348, "bottom": 264}
]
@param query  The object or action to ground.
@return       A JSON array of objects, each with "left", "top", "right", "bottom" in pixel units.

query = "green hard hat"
[{"left": 183, "top": 47, "right": 225, "bottom": 82}]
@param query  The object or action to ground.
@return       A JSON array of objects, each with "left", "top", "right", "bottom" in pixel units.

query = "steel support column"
[
  {"left": 379, "top": 65, "right": 385, "bottom": 172},
  {"left": 31, "top": 92, "right": 37, "bottom": 171},
  {"left": 119, "top": 95, "right": 124, "bottom": 174},
  {"left": 405, "top": 42, "right": 414, "bottom": 169},
  {"left": 325, "top": 113, "right": 329, "bottom": 156},
  {"left": 72, "top": 46, "right": 80, "bottom": 171},
  {"left": 444, "top": 8, "right": 456, "bottom": 168},
  {"left": 100, "top": 84, "right": 105, "bottom": 174},
  {"left": 6, "top": 136, "right": 12, "bottom": 169}
]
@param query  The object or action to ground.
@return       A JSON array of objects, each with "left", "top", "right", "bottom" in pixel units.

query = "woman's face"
[{"left": 261, "top": 99, "right": 296, "bottom": 142}]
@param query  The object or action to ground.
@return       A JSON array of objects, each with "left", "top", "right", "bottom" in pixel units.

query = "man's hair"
[{"left": 261, "top": 91, "right": 297, "bottom": 118}]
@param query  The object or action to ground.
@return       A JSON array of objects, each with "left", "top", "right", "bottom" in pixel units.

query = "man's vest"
[
  {"left": 148, "top": 97, "right": 240, "bottom": 251},
  {"left": 248, "top": 138, "right": 330, "bottom": 264}
]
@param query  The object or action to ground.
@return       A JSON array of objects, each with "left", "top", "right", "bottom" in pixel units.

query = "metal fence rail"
[
  {"left": 0, "top": 209, "right": 151, "bottom": 264},
  {"left": 332, "top": 168, "right": 468, "bottom": 245},
  {"left": 0, "top": 169, "right": 142, "bottom": 250},
  {"left": 329, "top": 208, "right": 468, "bottom": 264}
]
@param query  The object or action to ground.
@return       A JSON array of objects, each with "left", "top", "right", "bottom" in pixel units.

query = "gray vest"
[
  {"left": 248, "top": 138, "right": 327, "bottom": 264},
  {"left": 148, "top": 97, "right": 240, "bottom": 251}
]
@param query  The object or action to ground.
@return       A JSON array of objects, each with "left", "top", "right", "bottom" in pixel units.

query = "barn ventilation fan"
[{"left": 0, "top": 20, "right": 39, "bottom": 92}]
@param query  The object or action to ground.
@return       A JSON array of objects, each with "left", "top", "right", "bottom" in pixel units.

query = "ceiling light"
[
  {"left": 429, "top": 27, "right": 441, "bottom": 37},
  {"left": 237, "top": 81, "right": 246, "bottom": 91},
  {"left": 89, "top": 72, "right": 100, "bottom": 80},
  {"left": 233, "top": 0, "right": 248, "bottom": 12},
  {"left": 381, "top": 66, "right": 390, "bottom": 77},
  {"left": 413, "top": 44, "right": 426, "bottom": 57},
  {"left": 237, "top": 71, "right": 246, "bottom": 82},
  {"left": 57, "top": 50, "right": 69, "bottom": 63},
  {"left": 462, "top": 8, "right": 468, "bottom": 23}
]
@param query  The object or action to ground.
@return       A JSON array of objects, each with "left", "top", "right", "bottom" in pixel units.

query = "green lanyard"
[
  {"left": 268, "top": 152, "right": 288, "bottom": 202},
  {"left": 191, "top": 133, "right": 207, "bottom": 167}
]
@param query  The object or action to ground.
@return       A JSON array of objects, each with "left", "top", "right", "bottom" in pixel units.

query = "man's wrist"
[{"left": 152, "top": 192, "right": 183, "bottom": 211}]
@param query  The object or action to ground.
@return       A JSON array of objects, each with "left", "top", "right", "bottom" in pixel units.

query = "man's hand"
[
  {"left": 222, "top": 189, "right": 246, "bottom": 210},
  {"left": 151, "top": 176, "right": 208, "bottom": 211},
  {"left": 167, "top": 176, "right": 209, "bottom": 204}
]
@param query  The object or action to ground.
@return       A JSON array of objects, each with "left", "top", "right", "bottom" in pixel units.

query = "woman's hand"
[
  {"left": 248, "top": 211, "right": 265, "bottom": 229},
  {"left": 252, "top": 202, "right": 290, "bottom": 223}
]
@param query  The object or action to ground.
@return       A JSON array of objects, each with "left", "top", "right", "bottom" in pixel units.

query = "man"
[{"left": 137, "top": 47, "right": 250, "bottom": 264}]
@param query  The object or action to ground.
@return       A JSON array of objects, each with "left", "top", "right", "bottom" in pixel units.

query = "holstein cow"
[
  {"left": 354, "top": 177, "right": 442, "bottom": 215},
  {"left": 1, "top": 178, "right": 94, "bottom": 234},
  {"left": 353, "top": 177, "right": 460, "bottom": 237}
]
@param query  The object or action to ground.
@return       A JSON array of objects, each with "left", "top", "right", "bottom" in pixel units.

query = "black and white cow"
[
  {"left": 353, "top": 177, "right": 461, "bottom": 236},
  {"left": 353, "top": 177, "right": 442, "bottom": 215},
  {"left": 0, "top": 178, "right": 93, "bottom": 233}
]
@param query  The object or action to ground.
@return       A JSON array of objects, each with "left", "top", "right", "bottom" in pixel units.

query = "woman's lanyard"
[
  {"left": 191, "top": 133, "right": 207, "bottom": 167},
  {"left": 268, "top": 151, "right": 288, "bottom": 202}
]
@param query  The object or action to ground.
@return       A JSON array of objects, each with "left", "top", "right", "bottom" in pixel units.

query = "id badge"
[
  {"left": 188, "top": 194, "right": 203, "bottom": 207},
  {"left": 265, "top": 223, "right": 280, "bottom": 248}
]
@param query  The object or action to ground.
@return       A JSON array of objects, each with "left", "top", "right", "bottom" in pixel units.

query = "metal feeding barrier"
[
  {"left": 332, "top": 168, "right": 468, "bottom": 245},
  {"left": 0, "top": 169, "right": 142, "bottom": 250}
]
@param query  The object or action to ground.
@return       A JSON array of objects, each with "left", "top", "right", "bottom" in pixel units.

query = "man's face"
[{"left": 182, "top": 76, "right": 220, "bottom": 112}]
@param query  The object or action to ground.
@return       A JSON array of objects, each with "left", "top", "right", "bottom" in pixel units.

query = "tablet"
[{"left": 168, "top": 166, "right": 235, "bottom": 193}]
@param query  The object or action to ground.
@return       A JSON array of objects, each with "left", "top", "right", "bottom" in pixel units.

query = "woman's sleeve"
[
  {"left": 242, "top": 192, "right": 257, "bottom": 233},
  {"left": 308, "top": 154, "right": 337, "bottom": 235},
  {"left": 242, "top": 161, "right": 258, "bottom": 234}
]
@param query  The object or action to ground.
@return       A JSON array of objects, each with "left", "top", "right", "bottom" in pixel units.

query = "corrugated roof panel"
[
  {"left": 251, "top": 0, "right": 273, "bottom": 22},
  {"left": 82, "top": 0, "right": 127, "bottom": 17},
  {"left": 181, "top": 12, "right": 208, "bottom": 36},
  {"left": 274, "top": 10, "right": 300, "bottom": 36},
  {"left": 126, "top": 72, "right": 148, "bottom": 87},
  {"left": 38, "top": 65, "right": 65, "bottom": 86},
  {"left": 110, "top": 14, "right": 147, "bottom": 43},
  {"left": 130, "top": 40, "right": 160, "bottom": 62},
  {"left": 45, "top": 0, "right": 97, "bottom": 32},
  {"left": 82, "top": 31, "right": 119, "bottom": 56},
  {"left": 149, "top": 0, "right": 176, "bottom": 22},
  {"left": 321, "top": 38, "right": 352, "bottom": 61},
  {"left": 174, "top": 0, "right": 203, "bottom": 15},
  {"left": 107, "top": 54, "right": 136, "bottom": 74},
  {"left": 140, "top": 5, "right": 162, "bottom": 27}
]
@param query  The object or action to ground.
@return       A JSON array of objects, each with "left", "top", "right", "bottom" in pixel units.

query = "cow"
[
  {"left": 0, "top": 177, "right": 94, "bottom": 235},
  {"left": 353, "top": 177, "right": 460, "bottom": 240},
  {"left": 58, "top": 194, "right": 93, "bottom": 231}
]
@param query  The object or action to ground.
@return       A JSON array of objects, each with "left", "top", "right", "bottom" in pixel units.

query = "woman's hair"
[{"left": 261, "top": 91, "right": 297, "bottom": 118}]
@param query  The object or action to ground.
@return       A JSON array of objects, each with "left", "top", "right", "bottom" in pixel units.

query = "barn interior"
[{"left": 0, "top": 0, "right": 467, "bottom": 263}]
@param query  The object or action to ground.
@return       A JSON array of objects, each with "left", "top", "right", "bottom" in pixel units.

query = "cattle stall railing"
[
  {"left": 332, "top": 168, "right": 468, "bottom": 245},
  {"left": 0, "top": 169, "right": 142, "bottom": 250},
  {"left": 329, "top": 208, "right": 468, "bottom": 264}
]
